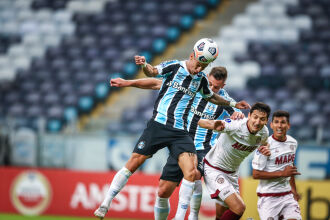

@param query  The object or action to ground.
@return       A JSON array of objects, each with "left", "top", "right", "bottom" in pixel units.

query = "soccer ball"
[{"left": 193, "top": 38, "right": 219, "bottom": 64}]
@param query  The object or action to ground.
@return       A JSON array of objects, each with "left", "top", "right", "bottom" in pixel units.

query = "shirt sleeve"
[
  {"left": 252, "top": 150, "right": 268, "bottom": 171},
  {"left": 219, "top": 89, "right": 241, "bottom": 113},
  {"left": 221, "top": 118, "right": 241, "bottom": 133},
  {"left": 155, "top": 60, "right": 179, "bottom": 78},
  {"left": 198, "top": 75, "right": 214, "bottom": 99}
]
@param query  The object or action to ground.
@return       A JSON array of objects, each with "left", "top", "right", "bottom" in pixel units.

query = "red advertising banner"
[{"left": 0, "top": 167, "right": 165, "bottom": 218}]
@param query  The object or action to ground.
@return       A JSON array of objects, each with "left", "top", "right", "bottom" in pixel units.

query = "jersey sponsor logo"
[
  {"left": 137, "top": 141, "right": 146, "bottom": 149},
  {"left": 232, "top": 142, "right": 257, "bottom": 152},
  {"left": 166, "top": 81, "right": 195, "bottom": 97},
  {"left": 275, "top": 154, "right": 295, "bottom": 165},
  {"left": 225, "top": 118, "right": 231, "bottom": 123},
  {"left": 190, "top": 106, "right": 216, "bottom": 120}
]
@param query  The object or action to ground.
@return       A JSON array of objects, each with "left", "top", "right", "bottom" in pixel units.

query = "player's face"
[
  {"left": 271, "top": 116, "right": 290, "bottom": 139},
  {"left": 187, "top": 53, "right": 208, "bottom": 75},
  {"left": 208, "top": 75, "right": 225, "bottom": 93},
  {"left": 247, "top": 110, "right": 268, "bottom": 133}
]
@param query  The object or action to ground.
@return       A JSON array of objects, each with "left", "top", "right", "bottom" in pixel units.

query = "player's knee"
[
  {"left": 157, "top": 187, "right": 171, "bottom": 198},
  {"left": 126, "top": 153, "right": 148, "bottom": 173},
  {"left": 184, "top": 168, "right": 196, "bottom": 181}
]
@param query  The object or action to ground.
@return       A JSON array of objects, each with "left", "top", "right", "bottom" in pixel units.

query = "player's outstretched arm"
[
  {"left": 198, "top": 119, "right": 225, "bottom": 131},
  {"left": 207, "top": 93, "right": 251, "bottom": 110},
  {"left": 135, "top": 55, "right": 158, "bottom": 77},
  {"left": 110, "top": 78, "right": 162, "bottom": 90},
  {"left": 252, "top": 165, "right": 301, "bottom": 180}
]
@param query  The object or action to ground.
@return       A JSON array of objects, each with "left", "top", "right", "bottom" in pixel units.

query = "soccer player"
[
  {"left": 198, "top": 102, "right": 271, "bottom": 220},
  {"left": 110, "top": 66, "right": 245, "bottom": 220},
  {"left": 252, "top": 110, "right": 302, "bottom": 220},
  {"left": 94, "top": 38, "right": 250, "bottom": 219}
]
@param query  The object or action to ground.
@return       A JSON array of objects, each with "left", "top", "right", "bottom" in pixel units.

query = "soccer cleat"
[{"left": 94, "top": 206, "right": 108, "bottom": 219}]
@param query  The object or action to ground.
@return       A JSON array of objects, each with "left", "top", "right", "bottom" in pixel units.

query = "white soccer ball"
[{"left": 193, "top": 38, "right": 219, "bottom": 64}]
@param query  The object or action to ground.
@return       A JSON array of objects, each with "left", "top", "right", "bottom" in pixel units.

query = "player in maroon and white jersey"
[
  {"left": 252, "top": 110, "right": 302, "bottom": 220},
  {"left": 198, "top": 102, "right": 271, "bottom": 219}
]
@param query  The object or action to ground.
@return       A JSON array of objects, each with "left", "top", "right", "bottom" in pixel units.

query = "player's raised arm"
[
  {"left": 135, "top": 55, "right": 158, "bottom": 77},
  {"left": 110, "top": 78, "right": 162, "bottom": 90},
  {"left": 207, "top": 93, "right": 251, "bottom": 110}
]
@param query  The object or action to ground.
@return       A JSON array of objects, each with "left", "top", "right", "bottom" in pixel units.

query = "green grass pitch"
[{"left": 0, "top": 214, "right": 138, "bottom": 220}]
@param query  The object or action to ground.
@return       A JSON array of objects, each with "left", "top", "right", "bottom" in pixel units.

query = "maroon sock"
[{"left": 220, "top": 209, "right": 242, "bottom": 220}]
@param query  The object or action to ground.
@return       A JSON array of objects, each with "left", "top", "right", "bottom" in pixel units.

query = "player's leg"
[
  {"left": 257, "top": 196, "right": 281, "bottom": 220},
  {"left": 95, "top": 120, "right": 161, "bottom": 219},
  {"left": 221, "top": 193, "right": 246, "bottom": 219},
  {"left": 280, "top": 194, "right": 302, "bottom": 220},
  {"left": 154, "top": 179, "right": 178, "bottom": 220},
  {"left": 188, "top": 149, "right": 207, "bottom": 220},
  {"left": 215, "top": 201, "right": 228, "bottom": 220},
  {"left": 94, "top": 152, "right": 149, "bottom": 219},
  {"left": 155, "top": 156, "right": 182, "bottom": 220},
  {"left": 173, "top": 152, "right": 197, "bottom": 219}
]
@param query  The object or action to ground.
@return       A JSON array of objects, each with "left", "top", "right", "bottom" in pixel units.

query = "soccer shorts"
[
  {"left": 257, "top": 193, "right": 302, "bottom": 220},
  {"left": 203, "top": 161, "right": 239, "bottom": 207},
  {"left": 133, "top": 119, "right": 196, "bottom": 160},
  {"left": 160, "top": 148, "right": 210, "bottom": 183}
]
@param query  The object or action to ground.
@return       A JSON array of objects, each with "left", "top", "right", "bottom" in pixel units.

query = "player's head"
[
  {"left": 187, "top": 38, "right": 219, "bottom": 75},
  {"left": 247, "top": 102, "right": 271, "bottom": 134},
  {"left": 208, "top": 66, "right": 227, "bottom": 93},
  {"left": 271, "top": 110, "right": 290, "bottom": 139}
]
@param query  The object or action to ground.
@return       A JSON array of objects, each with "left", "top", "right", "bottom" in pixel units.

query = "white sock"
[
  {"left": 188, "top": 180, "right": 203, "bottom": 220},
  {"left": 101, "top": 167, "right": 132, "bottom": 208},
  {"left": 154, "top": 196, "right": 170, "bottom": 220},
  {"left": 174, "top": 179, "right": 195, "bottom": 219}
]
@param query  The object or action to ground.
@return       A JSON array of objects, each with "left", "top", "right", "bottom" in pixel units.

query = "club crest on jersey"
[
  {"left": 137, "top": 141, "right": 145, "bottom": 149},
  {"left": 290, "top": 145, "right": 295, "bottom": 150},
  {"left": 207, "top": 103, "right": 215, "bottom": 111},
  {"left": 216, "top": 176, "right": 224, "bottom": 184},
  {"left": 225, "top": 118, "right": 231, "bottom": 123}
]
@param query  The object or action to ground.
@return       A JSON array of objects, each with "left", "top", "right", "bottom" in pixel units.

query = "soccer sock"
[
  {"left": 188, "top": 180, "right": 203, "bottom": 220},
  {"left": 220, "top": 209, "right": 242, "bottom": 220},
  {"left": 101, "top": 167, "right": 132, "bottom": 209},
  {"left": 154, "top": 196, "right": 170, "bottom": 220},
  {"left": 174, "top": 179, "right": 195, "bottom": 219}
]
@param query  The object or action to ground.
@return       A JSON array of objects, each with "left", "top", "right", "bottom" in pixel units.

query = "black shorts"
[
  {"left": 160, "top": 147, "right": 211, "bottom": 183},
  {"left": 133, "top": 120, "right": 196, "bottom": 160}
]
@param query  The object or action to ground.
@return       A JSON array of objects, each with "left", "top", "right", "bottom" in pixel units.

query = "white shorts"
[
  {"left": 257, "top": 193, "right": 302, "bottom": 220},
  {"left": 204, "top": 162, "right": 239, "bottom": 207}
]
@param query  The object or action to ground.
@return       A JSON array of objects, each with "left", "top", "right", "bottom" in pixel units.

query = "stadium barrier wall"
[{"left": 1, "top": 167, "right": 329, "bottom": 219}]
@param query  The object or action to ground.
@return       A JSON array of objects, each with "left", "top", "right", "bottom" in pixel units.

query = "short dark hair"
[
  {"left": 209, "top": 66, "right": 227, "bottom": 81},
  {"left": 272, "top": 110, "right": 290, "bottom": 123},
  {"left": 250, "top": 102, "right": 271, "bottom": 119}
]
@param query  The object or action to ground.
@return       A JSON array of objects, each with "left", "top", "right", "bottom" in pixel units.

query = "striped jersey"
[
  {"left": 187, "top": 89, "right": 241, "bottom": 151},
  {"left": 153, "top": 60, "right": 213, "bottom": 130}
]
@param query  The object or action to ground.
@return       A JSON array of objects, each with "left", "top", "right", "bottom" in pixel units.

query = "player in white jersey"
[
  {"left": 252, "top": 110, "right": 302, "bottom": 220},
  {"left": 198, "top": 102, "right": 271, "bottom": 220}
]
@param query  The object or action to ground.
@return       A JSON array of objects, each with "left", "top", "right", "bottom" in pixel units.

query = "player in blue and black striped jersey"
[
  {"left": 95, "top": 39, "right": 250, "bottom": 220},
  {"left": 110, "top": 66, "right": 245, "bottom": 220}
]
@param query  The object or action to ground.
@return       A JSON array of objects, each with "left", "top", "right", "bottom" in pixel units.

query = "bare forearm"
[
  {"left": 290, "top": 176, "right": 297, "bottom": 193},
  {"left": 208, "top": 93, "right": 230, "bottom": 106},
  {"left": 253, "top": 169, "right": 284, "bottom": 179},
  {"left": 129, "top": 78, "right": 161, "bottom": 90},
  {"left": 198, "top": 119, "right": 215, "bottom": 130}
]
